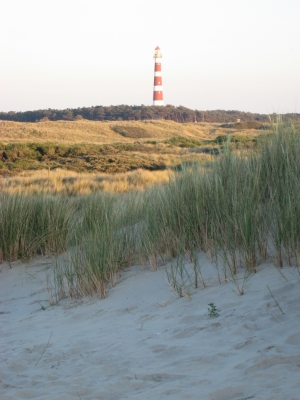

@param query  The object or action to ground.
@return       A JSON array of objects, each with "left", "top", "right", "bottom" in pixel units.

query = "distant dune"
[{"left": 0, "top": 119, "right": 262, "bottom": 145}]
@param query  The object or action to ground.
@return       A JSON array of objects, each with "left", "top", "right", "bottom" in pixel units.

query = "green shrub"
[{"left": 164, "top": 136, "right": 203, "bottom": 148}]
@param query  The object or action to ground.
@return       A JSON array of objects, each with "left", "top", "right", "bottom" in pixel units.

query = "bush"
[{"left": 164, "top": 136, "right": 203, "bottom": 148}]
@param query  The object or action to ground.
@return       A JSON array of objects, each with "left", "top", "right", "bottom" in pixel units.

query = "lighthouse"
[{"left": 153, "top": 46, "right": 164, "bottom": 106}]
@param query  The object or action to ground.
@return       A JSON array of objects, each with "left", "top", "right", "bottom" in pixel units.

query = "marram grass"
[{"left": 2, "top": 119, "right": 300, "bottom": 300}]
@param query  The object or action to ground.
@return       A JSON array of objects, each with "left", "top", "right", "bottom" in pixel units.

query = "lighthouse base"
[{"left": 153, "top": 100, "right": 164, "bottom": 106}]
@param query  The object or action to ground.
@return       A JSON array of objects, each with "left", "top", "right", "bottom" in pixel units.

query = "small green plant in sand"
[{"left": 208, "top": 303, "right": 220, "bottom": 318}]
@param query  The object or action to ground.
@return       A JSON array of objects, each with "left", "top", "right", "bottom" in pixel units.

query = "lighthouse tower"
[{"left": 153, "top": 46, "right": 164, "bottom": 106}]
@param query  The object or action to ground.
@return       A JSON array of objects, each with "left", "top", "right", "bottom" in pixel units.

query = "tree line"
[{"left": 0, "top": 105, "right": 299, "bottom": 123}]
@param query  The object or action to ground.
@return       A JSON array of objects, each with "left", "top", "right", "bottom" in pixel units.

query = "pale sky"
[{"left": 0, "top": 0, "right": 299, "bottom": 114}]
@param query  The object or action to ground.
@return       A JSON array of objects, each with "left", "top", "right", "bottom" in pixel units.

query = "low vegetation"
[
  {"left": 0, "top": 120, "right": 264, "bottom": 186},
  {"left": 1, "top": 119, "right": 299, "bottom": 302},
  {"left": 0, "top": 168, "right": 172, "bottom": 195},
  {"left": 0, "top": 119, "right": 221, "bottom": 144}
]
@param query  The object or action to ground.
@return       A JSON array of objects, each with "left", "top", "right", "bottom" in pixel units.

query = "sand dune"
[{"left": 1, "top": 255, "right": 300, "bottom": 399}]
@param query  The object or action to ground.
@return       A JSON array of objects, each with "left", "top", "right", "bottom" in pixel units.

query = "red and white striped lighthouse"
[{"left": 153, "top": 46, "right": 164, "bottom": 106}]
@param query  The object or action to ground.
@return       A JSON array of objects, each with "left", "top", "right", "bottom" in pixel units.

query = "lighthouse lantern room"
[{"left": 153, "top": 46, "right": 164, "bottom": 106}]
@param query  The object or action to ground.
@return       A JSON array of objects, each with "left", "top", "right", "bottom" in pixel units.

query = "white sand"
[{"left": 1, "top": 255, "right": 300, "bottom": 400}]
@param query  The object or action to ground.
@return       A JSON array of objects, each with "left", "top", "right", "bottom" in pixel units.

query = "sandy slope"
[{"left": 1, "top": 255, "right": 300, "bottom": 400}]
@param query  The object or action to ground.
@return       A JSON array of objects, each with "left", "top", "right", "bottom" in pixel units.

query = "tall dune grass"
[
  {"left": 49, "top": 192, "right": 143, "bottom": 301},
  {"left": 0, "top": 194, "right": 75, "bottom": 264},
  {"left": 1, "top": 119, "right": 300, "bottom": 300}
]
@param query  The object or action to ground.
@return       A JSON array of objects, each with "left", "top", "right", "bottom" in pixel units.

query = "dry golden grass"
[
  {"left": 0, "top": 119, "right": 260, "bottom": 145},
  {"left": 0, "top": 168, "right": 175, "bottom": 195}
]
